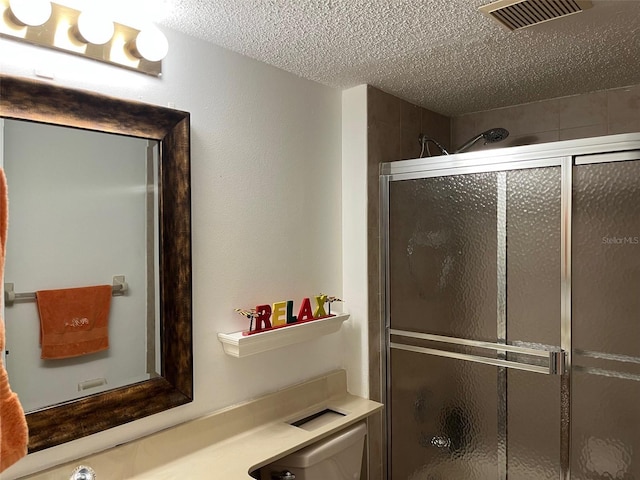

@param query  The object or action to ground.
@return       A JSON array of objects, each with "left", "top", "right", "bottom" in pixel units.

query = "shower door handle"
[
  {"left": 390, "top": 329, "right": 567, "bottom": 375},
  {"left": 548, "top": 350, "right": 566, "bottom": 375}
]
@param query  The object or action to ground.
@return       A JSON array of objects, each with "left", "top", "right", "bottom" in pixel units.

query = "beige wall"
[
  {"left": 1, "top": 28, "right": 345, "bottom": 479},
  {"left": 452, "top": 83, "right": 640, "bottom": 153}
]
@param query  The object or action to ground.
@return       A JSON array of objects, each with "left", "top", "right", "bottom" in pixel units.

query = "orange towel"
[
  {"left": 36, "top": 285, "right": 112, "bottom": 360},
  {"left": 0, "top": 320, "right": 27, "bottom": 472},
  {"left": 0, "top": 168, "right": 28, "bottom": 472}
]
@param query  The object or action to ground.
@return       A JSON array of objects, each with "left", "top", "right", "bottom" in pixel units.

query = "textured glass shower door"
[
  {"left": 382, "top": 139, "right": 640, "bottom": 480},
  {"left": 386, "top": 167, "right": 565, "bottom": 479},
  {"left": 571, "top": 157, "right": 640, "bottom": 479}
]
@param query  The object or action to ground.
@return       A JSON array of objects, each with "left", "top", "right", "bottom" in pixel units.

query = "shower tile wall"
[
  {"left": 451, "top": 83, "right": 640, "bottom": 152},
  {"left": 366, "top": 86, "right": 451, "bottom": 480}
]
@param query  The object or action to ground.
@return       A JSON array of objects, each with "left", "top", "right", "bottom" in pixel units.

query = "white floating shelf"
[{"left": 218, "top": 313, "right": 350, "bottom": 358}]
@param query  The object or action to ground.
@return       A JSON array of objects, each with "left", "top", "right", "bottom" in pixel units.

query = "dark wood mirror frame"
[{"left": 0, "top": 75, "right": 193, "bottom": 453}]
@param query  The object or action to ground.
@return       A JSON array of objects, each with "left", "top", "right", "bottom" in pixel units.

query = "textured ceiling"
[{"left": 160, "top": 0, "right": 640, "bottom": 116}]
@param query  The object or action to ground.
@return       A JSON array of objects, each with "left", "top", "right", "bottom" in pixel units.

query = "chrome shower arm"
[
  {"left": 454, "top": 134, "right": 484, "bottom": 153},
  {"left": 419, "top": 134, "right": 449, "bottom": 156}
]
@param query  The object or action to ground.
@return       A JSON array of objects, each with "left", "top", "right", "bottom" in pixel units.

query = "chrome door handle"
[{"left": 549, "top": 350, "right": 567, "bottom": 375}]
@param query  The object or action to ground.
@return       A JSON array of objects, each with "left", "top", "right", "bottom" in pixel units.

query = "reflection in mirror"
[
  {"left": 3, "top": 120, "right": 160, "bottom": 412},
  {"left": 0, "top": 74, "right": 193, "bottom": 453}
]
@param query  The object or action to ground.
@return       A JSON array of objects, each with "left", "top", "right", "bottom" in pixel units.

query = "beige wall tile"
[
  {"left": 421, "top": 108, "right": 451, "bottom": 155},
  {"left": 451, "top": 114, "right": 476, "bottom": 151},
  {"left": 608, "top": 84, "right": 640, "bottom": 134},
  {"left": 453, "top": 98, "right": 560, "bottom": 149},
  {"left": 400, "top": 101, "right": 422, "bottom": 160},
  {"left": 609, "top": 121, "right": 640, "bottom": 135},
  {"left": 368, "top": 120, "right": 402, "bottom": 165},
  {"left": 366, "top": 411, "right": 385, "bottom": 480},
  {"left": 368, "top": 87, "right": 402, "bottom": 126},
  {"left": 559, "top": 91, "right": 608, "bottom": 130},
  {"left": 452, "top": 84, "right": 640, "bottom": 151},
  {"left": 559, "top": 124, "right": 608, "bottom": 141},
  {"left": 504, "top": 98, "right": 560, "bottom": 136},
  {"left": 368, "top": 189, "right": 380, "bottom": 248},
  {"left": 452, "top": 104, "right": 533, "bottom": 153},
  {"left": 502, "top": 130, "right": 560, "bottom": 148},
  {"left": 473, "top": 104, "right": 520, "bottom": 136}
]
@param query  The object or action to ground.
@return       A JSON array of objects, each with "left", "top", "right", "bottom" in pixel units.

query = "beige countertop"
[{"left": 22, "top": 370, "right": 383, "bottom": 480}]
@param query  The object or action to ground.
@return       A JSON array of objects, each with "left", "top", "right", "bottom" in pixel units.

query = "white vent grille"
[{"left": 479, "top": 0, "right": 593, "bottom": 31}]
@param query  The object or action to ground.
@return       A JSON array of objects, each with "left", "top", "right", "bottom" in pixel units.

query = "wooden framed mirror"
[{"left": 0, "top": 74, "right": 193, "bottom": 452}]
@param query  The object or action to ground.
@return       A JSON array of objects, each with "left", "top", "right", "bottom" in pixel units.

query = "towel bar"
[{"left": 3, "top": 275, "right": 128, "bottom": 307}]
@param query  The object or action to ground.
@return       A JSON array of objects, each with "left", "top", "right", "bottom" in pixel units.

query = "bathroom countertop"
[
  {"left": 131, "top": 392, "right": 381, "bottom": 479},
  {"left": 20, "top": 370, "right": 382, "bottom": 480}
]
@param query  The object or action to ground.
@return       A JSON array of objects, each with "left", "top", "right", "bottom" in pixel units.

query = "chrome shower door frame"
[{"left": 380, "top": 132, "right": 640, "bottom": 480}]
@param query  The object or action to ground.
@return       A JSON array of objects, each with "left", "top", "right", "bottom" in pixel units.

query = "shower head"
[
  {"left": 483, "top": 128, "right": 509, "bottom": 143},
  {"left": 454, "top": 127, "right": 510, "bottom": 153}
]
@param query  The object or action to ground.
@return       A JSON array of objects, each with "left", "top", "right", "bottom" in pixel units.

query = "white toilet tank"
[{"left": 260, "top": 422, "right": 367, "bottom": 480}]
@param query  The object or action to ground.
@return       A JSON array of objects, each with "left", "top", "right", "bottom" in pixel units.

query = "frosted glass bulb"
[
  {"left": 77, "top": 11, "right": 114, "bottom": 45},
  {"left": 134, "top": 27, "right": 168, "bottom": 62},
  {"left": 8, "top": 0, "right": 52, "bottom": 26}
]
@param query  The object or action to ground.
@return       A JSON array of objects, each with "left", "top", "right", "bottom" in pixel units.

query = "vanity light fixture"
[
  {"left": 129, "top": 26, "right": 169, "bottom": 63},
  {"left": 75, "top": 9, "right": 115, "bottom": 45},
  {"left": 7, "top": 0, "right": 51, "bottom": 26},
  {"left": 0, "top": 0, "right": 167, "bottom": 76}
]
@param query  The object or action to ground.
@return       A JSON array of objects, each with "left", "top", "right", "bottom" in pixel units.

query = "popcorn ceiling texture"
[{"left": 160, "top": 0, "right": 640, "bottom": 116}]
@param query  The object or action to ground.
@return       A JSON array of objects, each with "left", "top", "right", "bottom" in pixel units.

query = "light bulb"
[
  {"left": 76, "top": 10, "right": 114, "bottom": 45},
  {"left": 131, "top": 27, "right": 168, "bottom": 62},
  {"left": 8, "top": 0, "right": 52, "bottom": 27}
]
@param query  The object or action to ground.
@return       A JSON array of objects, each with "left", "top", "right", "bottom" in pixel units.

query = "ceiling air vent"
[{"left": 479, "top": 0, "right": 593, "bottom": 31}]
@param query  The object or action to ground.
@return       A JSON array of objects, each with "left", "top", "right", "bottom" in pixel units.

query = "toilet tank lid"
[{"left": 277, "top": 422, "right": 367, "bottom": 468}]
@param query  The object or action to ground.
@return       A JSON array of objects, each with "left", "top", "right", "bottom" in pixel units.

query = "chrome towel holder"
[{"left": 3, "top": 275, "right": 128, "bottom": 307}]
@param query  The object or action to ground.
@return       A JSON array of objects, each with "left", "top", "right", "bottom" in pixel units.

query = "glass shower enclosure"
[{"left": 380, "top": 133, "right": 640, "bottom": 480}]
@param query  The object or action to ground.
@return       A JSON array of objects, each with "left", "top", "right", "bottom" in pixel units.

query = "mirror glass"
[
  {"left": 2, "top": 119, "right": 160, "bottom": 412},
  {"left": 0, "top": 74, "right": 193, "bottom": 453}
]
